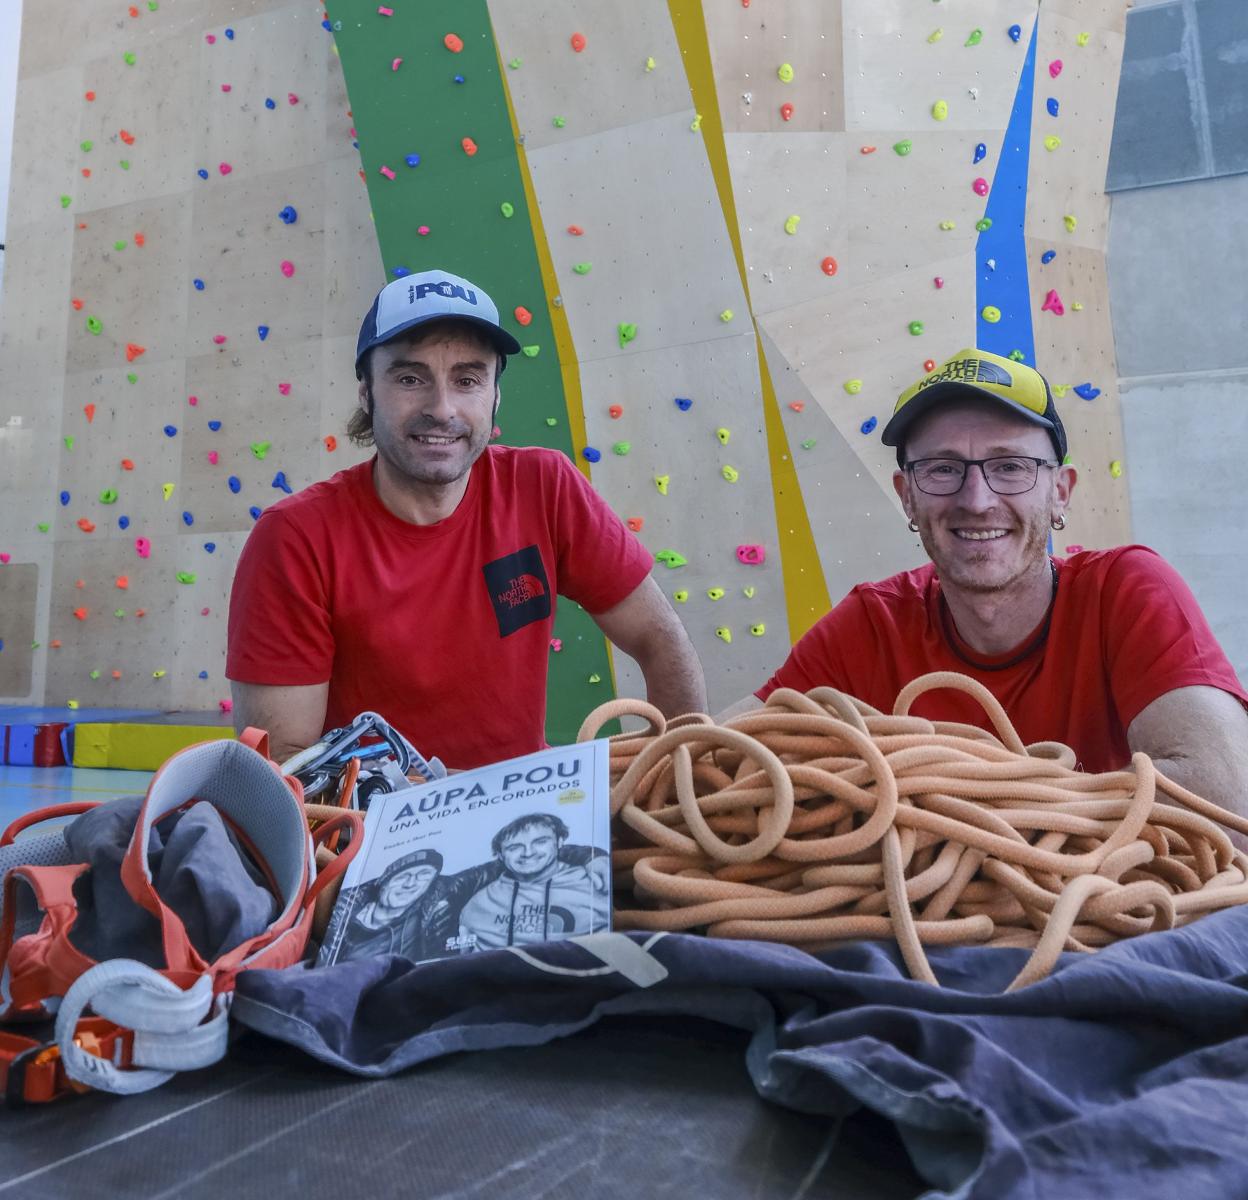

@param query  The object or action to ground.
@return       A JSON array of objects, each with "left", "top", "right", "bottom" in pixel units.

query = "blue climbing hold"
[
  {"left": 582, "top": 447, "right": 602, "bottom": 463},
  {"left": 59, "top": 490, "right": 70, "bottom": 506},
  {"left": 198, "top": 670, "right": 209, "bottom": 679},
  {"left": 118, "top": 515, "right": 130, "bottom": 530},
  {"left": 248, "top": 505, "right": 262, "bottom": 520},
  {"left": 321, "top": 18, "right": 331, "bottom": 30},
  {"left": 674, "top": 397, "right": 693, "bottom": 411},
  {"left": 1008, "top": 24, "right": 1022, "bottom": 42},
  {"left": 228, "top": 476, "right": 241, "bottom": 493},
  {"left": 224, "top": 27, "right": 234, "bottom": 39},
  {"left": 278, "top": 205, "right": 297, "bottom": 224},
  {"left": 208, "top": 419, "right": 222, "bottom": 431},
  {"left": 272, "top": 471, "right": 292, "bottom": 494},
  {"left": 973, "top": 142, "right": 987, "bottom": 164},
  {"left": 163, "top": 425, "right": 177, "bottom": 437},
  {"left": 405, "top": 153, "right": 421, "bottom": 167},
  {"left": 265, "top": 97, "right": 276, "bottom": 109},
  {"left": 182, "top": 511, "right": 194, "bottom": 526},
  {"left": 392, "top": 266, "right": 410, "bottom": 278},
  {"left": 1074, "top": 383, "right": 1101, "bottom": 401},
  {"left": 204, "top": 542, "right": 216, "bottom": 553},
  {"left": 257, "top": 325, "right": 269, "bottom": 341},
  {"left": 1041, "top": 250, "right": 1056, "bottom": 264},
  {"left": 1046, "top": 98, "right": 1059, "bottom": 117},
  {"left": 197, "top": 168, "right": 209, "bottom": 179},
  {"left": 453, "top": 74, "right": 465, "bottom": 84},
  {"left": 193, "top": 278, "right": 205, "bottom": 290},
  {"left": 860, "top": 416, "right": 878, "bottom": 435}
]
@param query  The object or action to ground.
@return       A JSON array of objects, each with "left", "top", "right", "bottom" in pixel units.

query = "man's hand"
[
  {"left": 1128, "top": 685, "right": 1248, "bottom": 846},
  {"left": 587, "top": 855, "right": 611, "bottom": 896},
  {"left": 229, "top": 680, "right": 330, "bottom": 764},
  {"left": 591, "top": 576, "right": 707, "bottom": 719}
]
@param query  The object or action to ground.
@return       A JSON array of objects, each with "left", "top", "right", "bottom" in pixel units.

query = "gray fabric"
[{"left": 63, "top": 796, "right": 276, "bottom": 966}]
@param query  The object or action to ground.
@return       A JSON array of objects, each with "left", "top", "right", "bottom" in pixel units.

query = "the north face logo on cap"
[
  {"left": 918, "top": 356, "right": 1012, "bottom": 391},
  {"left": 409, "top": 281, "right": 478, "bottom": 306}
]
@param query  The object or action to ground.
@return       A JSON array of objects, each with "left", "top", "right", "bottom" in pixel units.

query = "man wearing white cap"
[
  {"left": 720, "top": 349, "right": 1248, "bottom": 823},
  {"left": 227, "top": 270, "right": 705, "bottom": 768}
]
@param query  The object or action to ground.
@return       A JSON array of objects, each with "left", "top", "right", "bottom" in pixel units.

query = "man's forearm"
[
  {"left": 1152, "top": 755, "right": 1248, "bottom": 847},
  {"left": 635, "top": 636, "right": 707, "bottom": 719}
]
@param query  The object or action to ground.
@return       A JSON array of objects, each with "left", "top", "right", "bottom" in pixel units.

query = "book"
[{"left": 317, "top": 739, "right": 612, "bottom": 967}]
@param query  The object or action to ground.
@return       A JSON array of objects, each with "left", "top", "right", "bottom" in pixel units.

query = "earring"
[
  {"left": 1051, "top": 513, "right": 1067, "bottom": 531},
  {"left": 907, "top": 517, "right": 920, "bottom": 533}
]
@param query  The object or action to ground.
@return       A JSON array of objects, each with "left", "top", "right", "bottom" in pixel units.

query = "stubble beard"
[
  {"left": 372, "top": 406, "right": 490, "bottom": 489},
  {"left": 919, "top": 506, "right": 1052, "bottom": 595}
]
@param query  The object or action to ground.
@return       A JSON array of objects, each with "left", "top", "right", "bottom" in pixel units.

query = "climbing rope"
[{"left": 577, "top": 672, "right": 1248, "bottom": 991}]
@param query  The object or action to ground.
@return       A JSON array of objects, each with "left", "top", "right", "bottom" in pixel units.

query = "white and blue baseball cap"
[{"left": 355, "top": 269, "right": 522, "bottom": 378}]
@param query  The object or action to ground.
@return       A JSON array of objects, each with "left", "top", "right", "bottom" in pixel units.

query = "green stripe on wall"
[{"left": 329, "top": 2, "right": 617, "bottom": 745}]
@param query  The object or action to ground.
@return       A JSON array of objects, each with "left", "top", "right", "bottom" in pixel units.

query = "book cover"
[{"left": 317, "top": 739, "right": 612, "bottom": 967}]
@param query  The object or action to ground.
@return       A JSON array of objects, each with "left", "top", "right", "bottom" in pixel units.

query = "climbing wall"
[{"left": 0, "top": 0, "right": 1131, "bottom": 734}]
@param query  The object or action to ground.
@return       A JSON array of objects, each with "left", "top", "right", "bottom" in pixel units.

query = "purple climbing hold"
[
  {"left": 1074, "top": 383, "right": 1101, "bottom": 401},
  {"left": 582, "top": 447, "right": 602, "bottom": 463},
  {"left": 973, "top": 142, "right": 987, "bottom": 164},
  {"left": 1041, "top": 250, "right": 1056, "bottom": 264},
  {"left": 674, "top": 397, "right": 693, "bottom": 411},
  {"left": 1008, "top": 24, "right": 1022, "bottom": 42},
  {"left": 1046, "top": 98, "right": 1059, "bottom": 117},
  {"left": 860, "top": 416, "right": 878, "bottom": 435}
]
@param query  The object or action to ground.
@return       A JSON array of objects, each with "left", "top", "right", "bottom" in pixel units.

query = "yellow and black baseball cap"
[{"left": 882, "top": 348, "right": 1067, "bottom": 467}]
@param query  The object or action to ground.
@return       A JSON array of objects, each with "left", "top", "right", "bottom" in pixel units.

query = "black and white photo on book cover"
[{"left": 318, "top": 740, "right": 612, "bottom": 967}]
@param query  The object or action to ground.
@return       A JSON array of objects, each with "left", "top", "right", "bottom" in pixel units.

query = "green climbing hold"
[
  {"left": 60, "top": 195, "right": 72, "bottom": 208},
  {"left": 114, "top": 609, "right": 126, "bottom": 618},
  {"left": 965, "top": 28, "right": 983, "bottom": 46},
  {"left": 176, "top": 571, "right": 197, "bottom": 584},
  {"left": 250, "top": 441, "right": 271, "bottom": 460},
  {"left": 126, "top": 373, "right": 137, "bottom": 384},
  {"left": 545, "top": 417, "right": 558, "bottom": 426},
  {"left": 588, "top": 673, "right": 602, "bottom": 684},
  {"left": 64, "top": 436, "right": 74, "bottom": 451},
  {"left": 655, "top": 550, "right": 688, "bottom": 568},
  {"left": 573, "top": 263, "right": 592, "bottom": 275},
  {"left": 552, "top": 116, "right": 566, "bottom": 128},
  {"left": 90, "top": 670, "right": 100, "bottom": 680},
  {"left": 975, "top": 217, "right": 992, "bottom": 231},
  {"left": 908, "top": 321, "right": 924, "bottom": 336},
  {"left": 521, "top": 345, "right": 540, "bottom": 357},
  {"left": 37, "top": 523, "right": 49, "bottom": 532},
  {"left": 801, "top": 438, "right": 816, "bottom": 449},
  {"left": 893, "top": 140, "right": 913, "bottom": 156},
  {"left": 508, "top": 57, "right": 522, "bottom": 69},
  {"left": 81, "top": 140, "right": 93, "bottom": 152},
  {"left": 123, "top": 51, "right": 136, "bottom": 65},
  {"left": 99, "top": 488, "right": 118, "bottom": 504},
  {"left": 87, "top": 316, "right": 102, "bottom": 334},
  {"left": 618, "top": 322, "right": 638, "bottom": 347},
  {"left": 500, "top": 202, "right": 515, "bottom": 218},
  {"left": 113, "top": 240, "right": 127, "bottom": 251},
  {"left": 612, "top": 442, "right": 631, "bottom": 456},
  {"left": 1008, "top": 349, "right": 1026, "bottom": 363},
  {"left": 119, "top": 160, "right": 130, "bottom": 170}
]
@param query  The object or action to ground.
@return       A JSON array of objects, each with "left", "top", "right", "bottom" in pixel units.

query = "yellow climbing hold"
[
  {"left": 1109, "top": 460, "right": 1124, "bottom": 479},
  {"left": 673, "top": 589, "right": 688, "bottom": 603},
  {"left": 715, "top": 427, "right": 731, "bottom": 445},
  {"left": 932, "top": 99, "right": 949, "bottom": 121},
  {"left": 645, "top": 56, "right": 656, "bottom": 71},
  {"left": 749, "top": 623, "right": 766, "bottom": 637},
  {"left": 1072, "top": 302, "right": 1084, "bottom": 311},
  {"left": 690, "top": 113, "right": 702, "bottom": 132},
  {"left": 742, "top": 586, "right": 756, "bottom": 599},
  {"left": 844, "top": 379, "right": 862, "bottom": 395},
  {"left": 1044, "top": 135, "right": 1062, "bottom": 151},
  {"left": 152, "top": 669, "right": 167, "bottom": 679},
  {"left": 1077, "top": 31, "right": 1091, "bottom": 46},
  {"left": 1052, "top": 384, "right": 1070, "bottom": 398},
  {"left": 927, "top": 28, "right": 943, "bottom": 43},
  {"left": 715, "top": 627, "right": 733, "bottom": 644},
  {"left": 161, "top": 482, "right": 175, "bottom": 500},
  {"left": 777, "top": 63, "right": 794, "bottom": 83},
  {"left": 1064, "top": 214, "right": 1078, "bottom": 232},
  {"left": 940, "top": 220, "right": 956, "bottom": 231},
  {"left": 981, "top": 306, "right": 1002, "bottom": 324},
  {"left": 654, "top": 474, "right": 670, "bottom": 495},
  {"left": 719, "top": 309, "right": 734, "bottom": 322},
  {"left": 784, "top": 214, "right": 800, "bottom": 236},
  {"left": 707, "top": 587, "right": 725, "bottom": 601},
  {"left": 721, "top": 465, "right": 739, "bottom": 483},
  {"left": 67, "top": 699, "right": 80, "bottom": 710}
]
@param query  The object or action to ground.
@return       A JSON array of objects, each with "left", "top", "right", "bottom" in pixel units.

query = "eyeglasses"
[{"left": 905, "top": 456, "right": 1058, "bottom": 496}]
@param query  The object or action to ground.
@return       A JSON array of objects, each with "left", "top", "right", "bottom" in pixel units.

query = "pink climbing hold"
[
  {"left": 391, "top": 57, "right": 403, "bottom": 71},
  {"left": 221, "top": 83, "right": 231, "bottom": 93},
  {"left": 933, "top": 276, "right": 945, "bottom": 289},
  {"left": 550, "top": 638, "right": 563, "bottom": 652},
  {"left": 207, "top": 450, "right": 219, "bottom": 464},
  {"left": 378, "top": 5, "right": 393, "bottom": 13},
  {"left": 135, "top": 537, "right": 151, "bottom": 559},
  {"left": 218, "top": 162, "right": 232, "bottom": 175},
  {"left": 379, "top": 165, "right": 396, "bottom": 179},
  {"left": 1041, "top": 289, "right": 1065, "bottom": 315},
  {"left": 417, "top": 225, "right": 431, "bottom": 236},
  {"left": 1049, "top": 59, "right": 1063, "bottom": 78},
  {"left": 205, "top": 33, "right": 216, "bottom": 44},
  {"left": 278, "top": 382, "right": 291, "bottom": 395},
  {"left": 973, "top": 177, "right": 989, "bottom": 197},
  {"left": 219, "top": 699, "right": 233, "bottom": 715},
  {"left": 188, "top": 395, "right": 198, "bottom": 406},
  {"left": 212, "top": 334, "right": 227, "bottom": 345},
  {"left": 280, "top": 260, "right": 295, "bottom": 277},
  {"left": 288, "top": 93, "right": 299, "bottom": 105},
  {"left": 736, "top": 544, "right": 766, "bottom": 566}
]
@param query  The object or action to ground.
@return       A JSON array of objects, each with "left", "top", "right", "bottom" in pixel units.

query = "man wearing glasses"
[{"left": 722, "top": 348, "right": 1248, "bottom": 821}]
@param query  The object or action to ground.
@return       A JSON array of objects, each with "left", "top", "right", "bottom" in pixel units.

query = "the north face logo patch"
[{"left": 483, "top": 546, "right": 551, "bottom": 637}]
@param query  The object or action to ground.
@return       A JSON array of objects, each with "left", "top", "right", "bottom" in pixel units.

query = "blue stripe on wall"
[{"left": 976, "top": 21, "right": 1038, "bottom": 364}]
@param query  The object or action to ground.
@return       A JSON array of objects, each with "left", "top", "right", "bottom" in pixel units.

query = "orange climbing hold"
[
  {"left": 84, "top": 91, "right": 95, "bottom": 102},
  {"left": 116, "top": 576, "right": 129, "bottom": 589},
  {"left": 821, "top": 256, "right": 838, "bottom": 276},
  {"left": 71, "top": 298, "right": 84, "bottom": 310},
  {"left": 789, "top": 402, "right": 805, "bottom": 413},
  {"left": 567, "top": 225, "right": 584, "bottom": 236},
  {"left": 125, "top": 343, "right": 146, "bottom": 362},
  {"left": 134, "top": 232, "right": 145, "bottom": 246},
  {"left": 84, "top": 403, "right": 95, "bottom": 423},
  {"left": 514, "top": 306, "right": 533, "bottom": 326},
  {"left": 121, "top": 459, "right": 135, "bottom": 471},
  {"left": 73, "top": 607, "right": 88, "bottom": 621},
  {"left": 570, "top": 32, "right": 586, "bottom": 52},
  {"left": 76, "top": 519, "right": 96, "bottom": 534},
  {"left": 50, "top": 640, "right": 61, "bottom": 648},
  {"left": 860, "top": 146, "right": 877, "bottom": 154},
  {"left": 461, "top": 137, "right": 478, "bottom": 156},
  {"left": 444, "top": 32, "right": 464, "bottom": 53},
  {"left": 119, "top": 129, "right": 135, "bottom": 145},
  {"left": 324, "top": 435, "right": 338, "bottom": 452},
  {"left": 626, "top": 517, "right": 644, "bottom": 532},
  {"left": 608, "top": 405, "right": 623, "bottom": 419}
]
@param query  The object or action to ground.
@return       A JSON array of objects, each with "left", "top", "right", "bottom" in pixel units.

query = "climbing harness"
[{"left": 578, "top": 671, "right": 1248, "bottom": 992}]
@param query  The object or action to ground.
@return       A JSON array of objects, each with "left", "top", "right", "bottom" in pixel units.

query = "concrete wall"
[{"left": 1108, "top": 1, "right": 1248, "bottom": 682}]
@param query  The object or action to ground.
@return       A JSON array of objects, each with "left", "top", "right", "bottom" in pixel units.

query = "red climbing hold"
[
  {"left": 514, "top": 306, "right": 533, "bottom": 326},
  {"left": 444, "top": 32, "right": 464, "bottom": 53},
  {"left": 820, "top": 257, "right": 838, "bottom": 276},
  {"left": 570, "top": 32, "right": 586, "bottom": 52}
]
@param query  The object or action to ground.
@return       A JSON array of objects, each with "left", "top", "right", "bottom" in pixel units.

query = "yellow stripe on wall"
[{"left": 667, "top": 0, "right": 831, "bottom": 640}]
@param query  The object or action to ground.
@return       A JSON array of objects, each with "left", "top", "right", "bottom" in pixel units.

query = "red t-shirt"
[
  {"left": 227, "top": 447, "right": 653, "bottom": 768},
  {"left": 756, "top": 546, "right": 1248, "bottom": 773}
]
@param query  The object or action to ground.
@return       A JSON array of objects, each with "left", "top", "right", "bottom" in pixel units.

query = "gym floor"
[{"left": 0, "top": 764, "right": 153, "bottom": 833}]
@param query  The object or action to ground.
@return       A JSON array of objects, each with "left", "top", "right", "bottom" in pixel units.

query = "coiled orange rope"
[{"left": 577, "top": 672, "right": 1248, "bottom": 991}]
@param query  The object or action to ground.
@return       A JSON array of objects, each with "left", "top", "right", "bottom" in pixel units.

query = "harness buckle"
[{"left": 1, "top": 1019, "right": 132, "bottom": 1106}]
